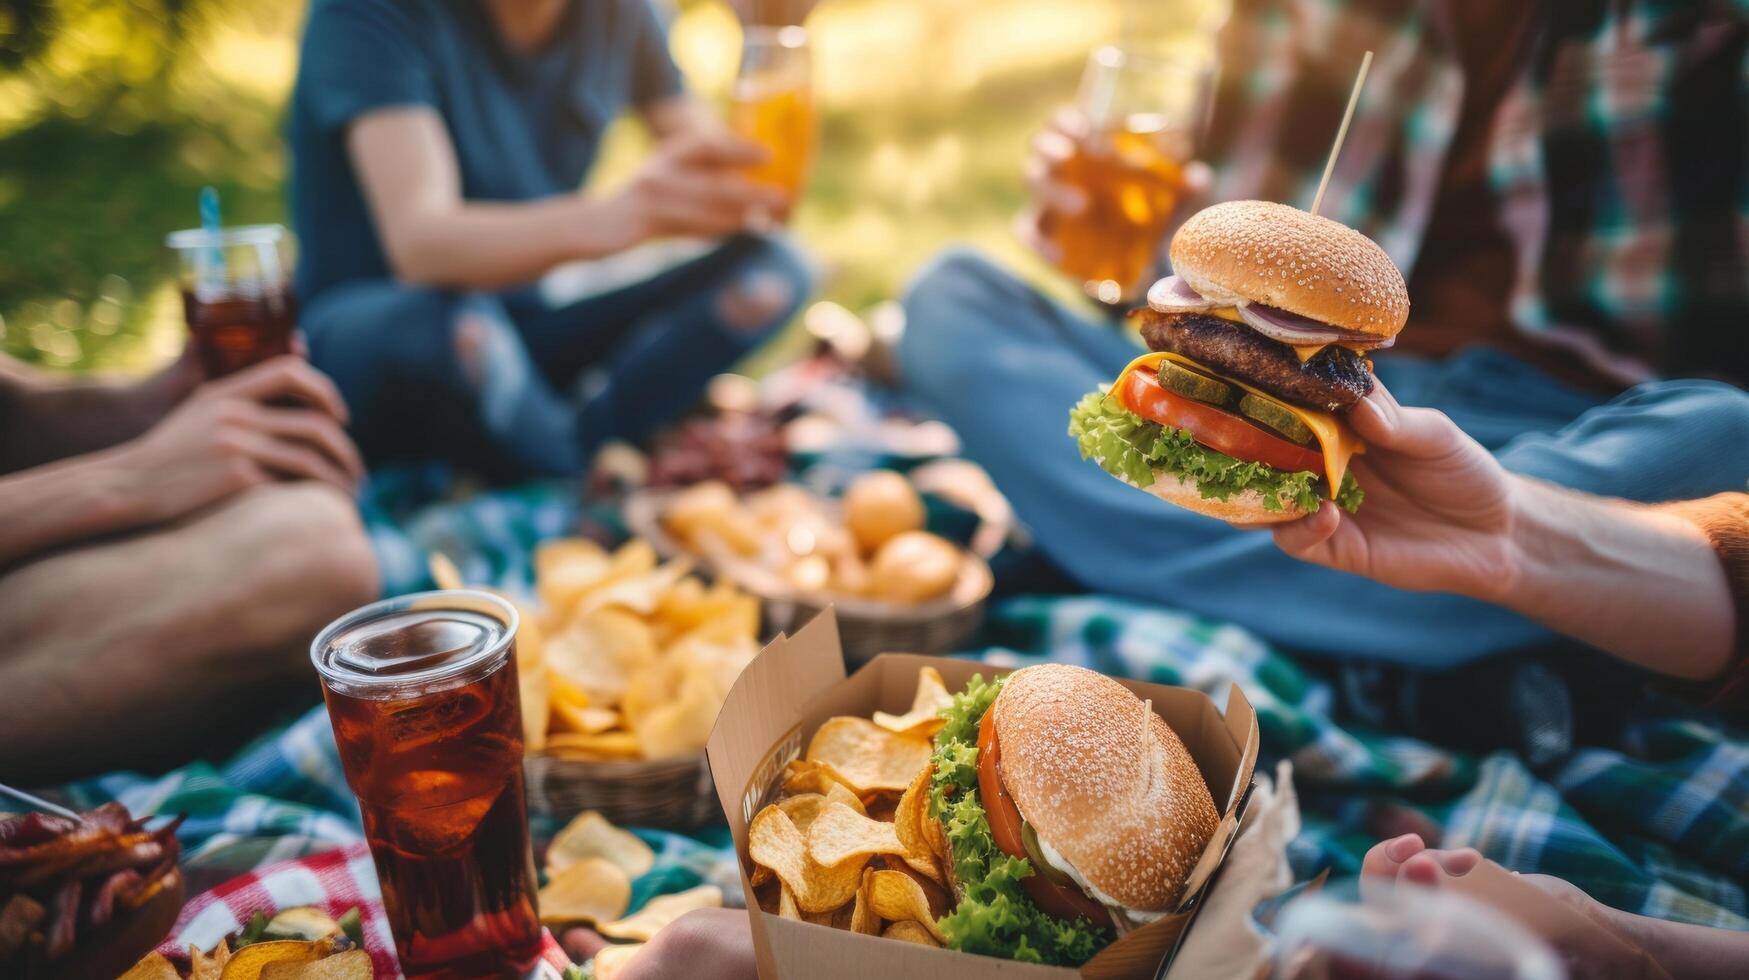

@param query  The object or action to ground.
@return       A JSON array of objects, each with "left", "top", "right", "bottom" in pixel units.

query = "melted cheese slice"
[{"left": 1111, "top": 351, "right": 1364, "bottom": 497}]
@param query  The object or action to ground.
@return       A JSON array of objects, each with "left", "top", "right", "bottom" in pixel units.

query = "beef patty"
[{"left": 1134, "top": 309, "right": 1374, "bottom": 411}]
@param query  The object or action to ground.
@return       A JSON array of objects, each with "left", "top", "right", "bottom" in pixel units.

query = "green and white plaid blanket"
[{"left": 61, "top": 479, "right": 1749, "bottom": 937}]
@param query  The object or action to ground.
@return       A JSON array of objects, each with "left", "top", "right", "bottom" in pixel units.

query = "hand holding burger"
[{"left": 1071, "top": 200, "right": 1410, "bottom": 520}]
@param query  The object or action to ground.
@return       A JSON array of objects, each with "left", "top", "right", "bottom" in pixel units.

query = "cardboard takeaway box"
[{"left": 706, "top": 610, "right": 1260, "bottom": 980}]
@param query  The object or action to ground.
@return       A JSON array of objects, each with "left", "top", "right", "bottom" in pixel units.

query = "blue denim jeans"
[
  {"left": 898, "top": 248, "right": 1749, "bottom": 668},
  {"left": 303, "top": 234, "right": 812, "bottom": 481}
]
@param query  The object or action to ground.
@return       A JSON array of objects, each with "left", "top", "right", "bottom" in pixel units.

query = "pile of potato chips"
[
  {"left": 122, "top": 919, "right": 369, "bottom": 980},
  {"left": 433, "top": 536, "right": 761, "bottom": 761},
  {"left": 744, "top": 667, "right": 959, "bottom": 947},
  {"left": 535, "top": 810, "right": 724, "bottom": 980}
]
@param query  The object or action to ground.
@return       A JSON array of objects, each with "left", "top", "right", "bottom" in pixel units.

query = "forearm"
[
  {"left": 0, "top": 449, "right": 145, "bottom": 565},
  {"left": 0, "top": 379, "right": 162, "bottom": 473},
  {"left": 382, "top": 194, "right": 637, "bottom": 290},
  {"left": 1504, "top": 479, "right": 1735, "bottom": 680},
  {"left": 1605, "top": 906, "right": 1749, "bottom": 978}
]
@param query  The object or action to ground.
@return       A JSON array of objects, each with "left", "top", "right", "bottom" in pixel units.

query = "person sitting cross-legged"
[
  {"left": 289, "top": 0, "right": 815, "bottom": 481},
  {"left": 0, "top": 352, "right": 379, "bottom": 783}
]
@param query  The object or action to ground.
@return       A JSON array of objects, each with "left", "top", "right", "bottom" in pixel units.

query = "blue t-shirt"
[{"left": 288, "top": 0, "right": 684, "bottom": 304}]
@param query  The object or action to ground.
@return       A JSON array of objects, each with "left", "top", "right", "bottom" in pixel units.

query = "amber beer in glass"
[
  {"left": 312, "top": 592, "right": 541, "bottom": 979},
  {"left": 729, "top": 25, "right": 816, "bottom": 203},
  {"left": 166, "top": 225, "right": 298, "bottom": 377},
  {"left": 1050, "top": 46, "right": 1211, "bottom": 304}
]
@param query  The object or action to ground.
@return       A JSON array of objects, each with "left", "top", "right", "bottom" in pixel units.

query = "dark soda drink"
[
  {"left": 312, "top": 593, "right": 542, "bottom": 979},
  {"left": 167, "top": 223, "right": 299, "bottom": 377},
  {"left": 181, "top": 283, "right": 297, "bottom": 377}
]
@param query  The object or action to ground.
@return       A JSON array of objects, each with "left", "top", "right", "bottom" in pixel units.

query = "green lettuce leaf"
[
  {"left": 1068, "top": 390, "right": 1363, "bottom": 513},
  {"left": 927, "top": 675, "right": 1107, "bottom": 966}
]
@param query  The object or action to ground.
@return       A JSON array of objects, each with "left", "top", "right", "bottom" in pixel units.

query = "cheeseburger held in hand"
[
  {"left": 1070, "top": 200, "right": 1409, "bottom": 520},
  {"left": 930, "top": 664, "right": 1217, "bottom": 964}
]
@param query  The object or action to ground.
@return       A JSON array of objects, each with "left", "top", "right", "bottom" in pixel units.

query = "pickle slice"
[
  {"left": 1020, "top": 822, "right": 1076, "bottom": 887},
  {"left": 1157, "top": 361, "right": 1234, "bottom": 405},
  {"left": 1238, "top": 392, "right": 1316, "bottom": 445}
]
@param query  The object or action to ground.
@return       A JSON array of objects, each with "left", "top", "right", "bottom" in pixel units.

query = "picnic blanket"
[
  {"left": 56, "top": 477, "right": 1749, "bottom": 977},
  {"left": 151, "top": 843, "right": 575, "bottom": 976}
]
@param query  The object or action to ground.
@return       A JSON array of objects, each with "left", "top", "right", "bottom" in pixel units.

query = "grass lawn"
[{"left": 0, "top": 0, "right": 1222, "bottom": 375}]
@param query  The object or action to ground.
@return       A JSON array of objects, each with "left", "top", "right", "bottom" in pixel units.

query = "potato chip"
[
  {"left": 781, "top": 758, "right": 859, "bottom": 797},
  {"left": 825, "top": 781, "right": 866, "bottom": 816},
  {"left": 867, "top": 869, "right": 947, "bottom": 943},
  {"left": 777, "top": 882, "right": 802, "bottom": 920},
  {"left": 539, "top": 856, "right": 631, "bottom": 926},
  {"left": 654, "top": 580, "right": 760, "bottom": 645},
  {"left": 258, "top": 950, "right": 372, "bottom": 980},
  {"left": 578, "top": 559, "right": 694, "bottom": 618},
  {"left": 748, "top": 805, "right": 865, "bottom": 914},
  {"left": 873, "top": 667, "right": 954, "bottom": 738},
  {"left": 630, "top": 666, "right": 718, "bottom": 760},
  {"left": 881, "top": 856, "right": 952, "bottom": 919},
  {"left": 597, "top": 884, "right": 724, "bottom": 941},
  {"left": 552, "top": 700, "right": 620, "bottom": 736},
  {"left": 217, "top": 940, "right": 326, "bottom": 980},
  {"left": 591, "top": 943, "right": 644, "bottom": 980},
  {"left": 545, "top": 730, "right": 642, "bottom": 760},
  {"left": 547, "top": 810, "right": 656, "bottom": 880},
  {"left": 188, "top": 942, "right": 231, "bottom": 980},
  {"left": 881, "top": 919, "right": 943, "bottom": 947},
  {"left": 891, "top": 765, "right": 943, "bottom": 884},
  {"left": 546, "top": 622, "right": 630, "bottom": 706},
  {"left": 535, "top": 538, "right": 613, "bottom": 613},
  {"left": 806, "top": 717, "right": 932, "bottom": 794},
  {"left": 849, "top": 869, "right": 880, "bottom": 936},
  {"left": 120, "top": 953, "right": 181, "bottom": 980},
  {"left": 805, "top": 801, "right": 906, "bottom": 868},
  {"left": 776, "top": 793, "right": 829, "bottom": 834}
]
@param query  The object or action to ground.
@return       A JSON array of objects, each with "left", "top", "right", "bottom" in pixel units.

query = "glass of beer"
[
  {"left": 165, "top": 224, "right": 298, "bottom": 377},
  {"left": 312, "top": 591, "right": 542, "bottom": 980},
  {"left": 728, "top": 25, "right": 817, "bottom": 206},
  {"left": 1049, "top": 46, "right": 1212, "bottom": 304}
]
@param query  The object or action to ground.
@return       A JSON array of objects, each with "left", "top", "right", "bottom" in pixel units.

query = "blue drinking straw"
[{"left": 198, "top": 186, "right": 225, "bottom": 289}]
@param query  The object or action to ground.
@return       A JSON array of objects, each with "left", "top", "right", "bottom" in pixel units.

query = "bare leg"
[{"left": 0, "top": 481, "right": 379, "bottom": 782}]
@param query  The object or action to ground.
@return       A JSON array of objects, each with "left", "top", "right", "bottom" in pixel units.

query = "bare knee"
[{"left": 220, "top": 482, "right": 379, "bottom": 653}]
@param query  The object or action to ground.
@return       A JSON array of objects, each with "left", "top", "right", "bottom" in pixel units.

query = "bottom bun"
[{"left": 1130, "top": 469, "right": 1309, "bottom": 524}]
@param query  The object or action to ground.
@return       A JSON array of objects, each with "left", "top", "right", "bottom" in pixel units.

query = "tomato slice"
[
  {"left": 977, "top": 708, "right": 1113, "bottom": 928},
  {"left": 1120, "top": 368, "right": 1324, "bottom": 475},
  {"left": 977, "top": 708, "right": 1026, "bottom": 857}
]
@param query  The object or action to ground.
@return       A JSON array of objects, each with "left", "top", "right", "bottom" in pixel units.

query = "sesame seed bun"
[
  {"left": 1169, "top": 200, "right": 1408, "bottom": 339},
  {"left": 992, "top": 665, "right": 1218, "bottom": 913}
]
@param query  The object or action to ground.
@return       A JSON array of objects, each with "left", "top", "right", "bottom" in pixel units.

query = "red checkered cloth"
[{"left": 155, "top": 843, "right": 571, "bottom": 978}]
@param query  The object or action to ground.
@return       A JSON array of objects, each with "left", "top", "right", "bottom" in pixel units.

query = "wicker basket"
[
  {"left": 524, "top": 751, "right": 718, "bottom": 830},
  {"left": 625, "top": 490, "right": 993, "bottom": 667}
]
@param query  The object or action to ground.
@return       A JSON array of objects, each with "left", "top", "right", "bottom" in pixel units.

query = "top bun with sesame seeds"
[
  {"left": 991, "top": 664, "right": 1219, "bottom": 914},
  {"left": 1169, "top": 200, "right": 1408, "bottom": 338}
]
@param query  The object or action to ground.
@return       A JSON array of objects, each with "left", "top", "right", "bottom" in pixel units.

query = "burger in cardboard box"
[{"left": 706, "top": 611, "right": 1258, "bottom": 979}]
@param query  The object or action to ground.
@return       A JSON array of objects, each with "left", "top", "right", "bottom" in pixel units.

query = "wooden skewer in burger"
[{"left": 1070, "top": 52, "right": 1406, "bottom": 521}]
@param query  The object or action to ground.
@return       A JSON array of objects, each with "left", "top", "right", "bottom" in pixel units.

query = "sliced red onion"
[
  {"left": 1146, "top": 276, "right": 1218, "bottom": 313},
  {"left": 1237, "top": 302, "right": 1394, "bottom": 350}
]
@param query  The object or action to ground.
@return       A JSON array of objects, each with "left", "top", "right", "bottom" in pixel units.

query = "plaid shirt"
[{"left": 1198, "top": 0, "right": 1749, "bottom": 385}]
